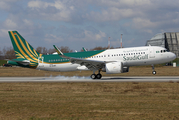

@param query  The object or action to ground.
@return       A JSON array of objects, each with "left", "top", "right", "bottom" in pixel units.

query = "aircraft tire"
[
  {"left": 91, "top": 74, "right": 96, "bottom": 79},
  {"left": 152, "top": 71, "right": 156, "bottom": 75},
  {"left": 96, "top": 74, "right": 102, "bottom": 79}
]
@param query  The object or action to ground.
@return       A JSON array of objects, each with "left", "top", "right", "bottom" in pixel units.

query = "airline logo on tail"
[{"left": 8, "top": 31, "right": 43, "bottom": 67}]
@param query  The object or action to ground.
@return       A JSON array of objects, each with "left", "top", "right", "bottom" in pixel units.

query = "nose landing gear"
[
  {"left": 152, "top": 71, "right": 156, "bottom": 75},
  {"left": 151, "top": 64, "right": 156, "bottom": 75}
]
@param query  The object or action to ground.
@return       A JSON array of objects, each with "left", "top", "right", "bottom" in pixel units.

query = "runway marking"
[{"left": 0, "top": 76, "right": 178, "bottom": 82}]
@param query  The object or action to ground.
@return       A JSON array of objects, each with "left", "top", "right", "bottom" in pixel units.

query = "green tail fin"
[{"left": 8, "top": 31, "right": 42, "bottom": 65}]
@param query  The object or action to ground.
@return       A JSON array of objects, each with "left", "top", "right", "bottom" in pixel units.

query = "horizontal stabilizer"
[{"left": 7, "top": 59, "right": 30, "bottom": 66}]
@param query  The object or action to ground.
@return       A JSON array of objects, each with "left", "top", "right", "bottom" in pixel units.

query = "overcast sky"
[{"left": 0, "top": 0, "right": 179, "bottom": 51}]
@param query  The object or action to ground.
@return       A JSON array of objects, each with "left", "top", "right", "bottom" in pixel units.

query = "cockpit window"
[
  {"left": 156, "top": 50, "right": 169, "bottom": 53},
  {"left": 160, "top": 50, "right": 168, "bottom": 53}
]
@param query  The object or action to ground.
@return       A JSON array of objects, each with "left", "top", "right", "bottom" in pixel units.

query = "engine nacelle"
[
  {"left": 103, "top": 62, "right": 129, "bottom": 74},
  {"left": 105, "top": 62, "right": 123, "bottom": 74}
]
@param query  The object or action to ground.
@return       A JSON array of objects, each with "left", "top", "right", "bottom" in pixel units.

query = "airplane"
[{"left": 7, "top": 31, "right": 176, "bottom": 79}]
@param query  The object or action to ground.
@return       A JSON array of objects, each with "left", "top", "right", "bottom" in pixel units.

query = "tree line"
[{"left": 0, "top": 46, "right": 115, "bottom": 59}]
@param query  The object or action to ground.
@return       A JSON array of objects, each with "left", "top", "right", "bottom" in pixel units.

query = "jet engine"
[{"left": 102, "top": 62, "right": 129, "bottom": 74}]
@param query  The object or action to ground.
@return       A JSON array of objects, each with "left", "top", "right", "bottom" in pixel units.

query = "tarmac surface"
[{"left": 0, "top": 76, "right": 179, "bottom": 82}]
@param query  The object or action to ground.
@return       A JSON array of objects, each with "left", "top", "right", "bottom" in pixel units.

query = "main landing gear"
[
  {"left": 151, "top": 64, "right": 156, "bottom": 75},
  {"left": 91, "top": 70, "right": 102, "bottom": 79}
]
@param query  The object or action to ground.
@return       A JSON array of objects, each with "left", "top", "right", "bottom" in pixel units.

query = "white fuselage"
[{"left": 36, "top": 46, "right": 176, "bottom": 72}]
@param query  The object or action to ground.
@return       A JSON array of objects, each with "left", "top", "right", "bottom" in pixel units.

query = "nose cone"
[{"left": 170, "top": 52, "right": 176, "bottom": 61}]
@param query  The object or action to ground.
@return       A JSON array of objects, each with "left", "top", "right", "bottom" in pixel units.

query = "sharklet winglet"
[
  {"left": 82, "top": 47, "right": 87, "bottom": 52},
  {"left": 53, "top": 45, "right": 64, "bottom": 55}
]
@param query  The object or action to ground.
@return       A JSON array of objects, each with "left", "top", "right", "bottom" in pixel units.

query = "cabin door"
[{"left": 149, "top": 47, "right": 155, "bottom": 58}]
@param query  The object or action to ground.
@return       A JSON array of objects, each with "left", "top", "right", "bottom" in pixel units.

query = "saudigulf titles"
[{"left": 123, "top": 54, "right": 148, "bottom": 61}]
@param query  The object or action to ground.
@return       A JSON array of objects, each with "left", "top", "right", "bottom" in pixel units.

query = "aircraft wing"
[
  {"left": 53, "top": 45, "right": 105, "bottom": 70},
  {"left": 69, "top": 57, "right": 105, "bottom": 70}
]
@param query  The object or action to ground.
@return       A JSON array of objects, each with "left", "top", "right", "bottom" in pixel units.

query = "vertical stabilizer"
[{"left": 8, "top": 31, "right": 42, "bottom": 66}]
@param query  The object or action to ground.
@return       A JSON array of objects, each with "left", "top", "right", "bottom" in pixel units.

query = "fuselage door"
[{"left": 149, "top": 47, "right": 155, "bottom": 58}]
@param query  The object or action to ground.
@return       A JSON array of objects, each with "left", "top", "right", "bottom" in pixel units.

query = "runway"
[{"left": 0, "top": 76, "right": 179, "bottom": 82}]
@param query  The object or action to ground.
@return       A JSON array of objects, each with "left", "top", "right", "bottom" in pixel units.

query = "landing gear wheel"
[
  {"left": 152, "top": 71, "right": 156, "bottom": 75},
  {"left": 91, "top": 74, "right": 96, "bottom": 79},
  {"left": 151, "top": 64, "right": 156, "bottom": 75},
  {"left": 96, "top": 74, "right": 102, "bottom": 79}
]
